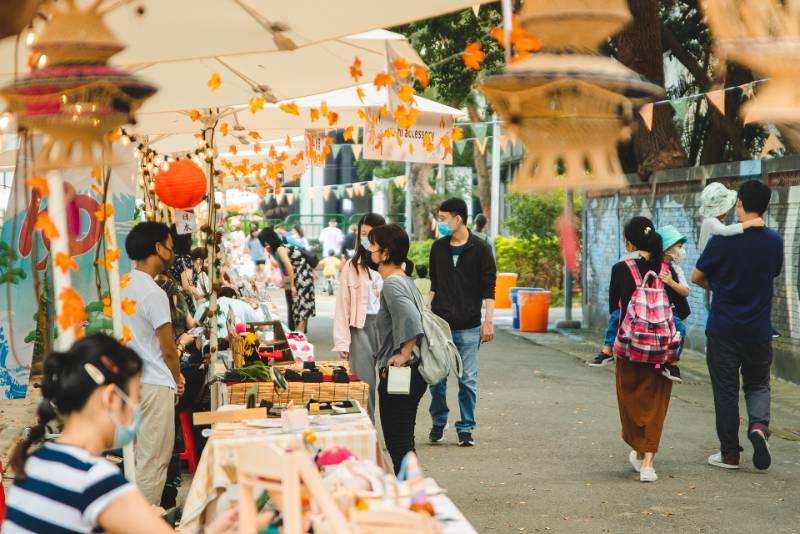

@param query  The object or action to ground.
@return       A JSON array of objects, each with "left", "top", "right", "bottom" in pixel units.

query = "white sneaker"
[
  {"left": 628, "top": 450, "right": 642, "bottom": 473},
  {"left": 639, "top": 466, "right": 658, "bottom": 482},
  {"left": 707, "top": 452, "right": 740, "bottom": 469}
]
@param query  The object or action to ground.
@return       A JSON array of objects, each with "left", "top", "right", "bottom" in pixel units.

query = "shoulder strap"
[{"left": 624, "top": 259, "right": 643, "bottom": 287}]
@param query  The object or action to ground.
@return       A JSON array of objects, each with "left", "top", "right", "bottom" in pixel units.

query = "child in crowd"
[
  {"left": 414, "top": 264, "right": 431, "bottom": 301},
  {"left": 320, "top": 250, "right": 343, "bottom": 295},
  {"left": 656, "top": 225, "right": 690, "bottom": 383},
  {"left": 698, "top": 182, "right": 765, "bottom": 252},
  {"left": 588, "top": 239, "right": 640, "bottom": 367}
]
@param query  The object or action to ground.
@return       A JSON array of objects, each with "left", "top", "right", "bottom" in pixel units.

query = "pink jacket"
[{"left": 333, "top": 260, "right": 381, "bottom": 352}]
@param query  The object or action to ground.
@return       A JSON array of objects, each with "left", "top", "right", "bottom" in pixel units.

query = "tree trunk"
[
  {"left": 410, "top": 163, "right": 435, "bottom": 240},
  {"left": 468, "top": 104, "right": 491, "bottom": 220},
  {"left": 615, "top": 0, "right": 688, "bottom": 180}
]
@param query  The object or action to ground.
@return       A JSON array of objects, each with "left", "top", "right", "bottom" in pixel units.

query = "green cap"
[{"left": 657, "top": 225, "right": 687, "bottom": 251}]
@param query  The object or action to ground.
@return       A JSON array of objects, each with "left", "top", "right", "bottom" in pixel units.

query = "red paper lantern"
[{"left": 154, "top": 159, "right": 207, "bottom": 209}]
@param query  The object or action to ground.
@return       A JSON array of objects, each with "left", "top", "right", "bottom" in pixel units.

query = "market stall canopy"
[
  {"left": 144, "top": 83, "right": 466, "bottom": 154},
  {"left": 0, "top": 0, "right": 493, "bottom": 72}
]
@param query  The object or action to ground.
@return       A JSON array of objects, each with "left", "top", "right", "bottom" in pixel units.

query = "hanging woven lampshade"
[
  {"left": 478, "top": 0, "right": 663, "bottom": 191},
  {"left": 0, "top": 1, "right": 156, "bottom": 170},
  {"left": 704, "top": 0, "right": 800, "bottom": 125},
  {"left": 154, "top": 159, "right": 208, "bottom": 209}
]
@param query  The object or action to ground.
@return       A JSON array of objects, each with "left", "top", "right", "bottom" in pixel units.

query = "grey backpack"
[{"left": 409, "top": 286, "right": 462, "bottom": 385}]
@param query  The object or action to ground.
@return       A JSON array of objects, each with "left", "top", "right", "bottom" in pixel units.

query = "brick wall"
[{"left": 581, "top": 158, "right": 800, "bottom": 383}]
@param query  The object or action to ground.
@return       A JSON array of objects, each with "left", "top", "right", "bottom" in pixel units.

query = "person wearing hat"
[
  {"left": 656, "top": 225, "right": 691, "bottom": 383},
  {"left": 698, "top": 182, "right": 765, "bottom": 253}
]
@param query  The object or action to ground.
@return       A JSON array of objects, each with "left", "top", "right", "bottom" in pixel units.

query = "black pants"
[
  {"left": 706, "top": 334, "right": 772, "bottom": 457},
  {"left": 284, "top": 289, "right": 295, "bottom": 331},
  {"left": 378, "top": 363, "right": 427, "bottom": 475}
]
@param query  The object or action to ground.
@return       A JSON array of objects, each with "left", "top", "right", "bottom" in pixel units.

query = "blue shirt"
[
  {"left": 695, "top": 228, "right": 783, "bottom": 341},
  {"left": 247, "top": 237, "right": 266, "bottom": 261},
  {"left": 3, "top": 442, "right": 134, "bottom": 533}
]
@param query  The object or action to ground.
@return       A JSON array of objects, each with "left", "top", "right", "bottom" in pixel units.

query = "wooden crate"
[{"left": 226, "top": 380, "right": 368, "bottom": 407}]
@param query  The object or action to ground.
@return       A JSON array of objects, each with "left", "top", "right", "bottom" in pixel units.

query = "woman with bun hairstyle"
[
  {"left": 332, "top": 213, "right": 386, "bottom": 421},
  {"left": 4, "top": 335, "right": 237, "bottom": 533},
  {"left": 366, "top": 224, "right": 427, "bottom": 474},
  {"left": 609, "top": 216, "right": 690, "bottom": 483}
]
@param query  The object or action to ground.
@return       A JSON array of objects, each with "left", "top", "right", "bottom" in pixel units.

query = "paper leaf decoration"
[
  {"left": 760, "top": 132, "right": 783, "bottom": 158},
  {"left": 639, "top": 103, "right": 654, "bottom": 131},
  {"left": 705, "top": 90, "right": 725, "bottom": 115}
]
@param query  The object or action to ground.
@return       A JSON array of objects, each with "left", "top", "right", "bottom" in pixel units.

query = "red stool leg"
[
  {"left": 0, "top": 460, "right": 6, "bottom": 523},
  {"left": 178, "top": 411, "right": 199, "bottom": 474}
]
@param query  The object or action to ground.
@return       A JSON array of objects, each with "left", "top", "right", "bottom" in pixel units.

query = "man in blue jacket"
[{"left": 428, "top": 198, "right": 497, "bottom": 447}]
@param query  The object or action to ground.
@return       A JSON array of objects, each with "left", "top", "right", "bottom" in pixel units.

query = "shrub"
[
  {"left": 495, "top": 235, "right": 562, "bottom": 291},
  {"left": 408, "top": 239, "right": 434, "bottom": 271}
]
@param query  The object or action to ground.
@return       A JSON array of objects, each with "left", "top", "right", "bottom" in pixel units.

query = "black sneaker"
[
  {"left": 588, "top": 353, "right": 614, "bottom": 367},
  {"left": 429, "top": 423, "right": 447, "bottom": 443},
  {"left": 458, "top": 432, "right": 475, "bottom": 447},
  {"left": 661, "top": 364, "right": 682, "bottom": 383},
  {"left": 749, "top": 428, "right": 771, "bottom": 470}
]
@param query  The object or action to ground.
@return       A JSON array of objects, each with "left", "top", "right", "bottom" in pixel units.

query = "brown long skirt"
[{"left": 615, "top": 357, "right": 673, "bottom": 453}]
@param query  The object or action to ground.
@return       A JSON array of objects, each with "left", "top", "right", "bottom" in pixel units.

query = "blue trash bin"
[{"left": 511, "top": 287, "right": 543, "bottom": 329}]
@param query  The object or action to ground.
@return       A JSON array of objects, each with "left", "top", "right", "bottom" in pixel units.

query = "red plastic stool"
[
  {"left": 1, "top": 460, "right": 6, "bottom": 523},
  {"left": 178, "top": 411, "right": 198, "bottom": 474}
]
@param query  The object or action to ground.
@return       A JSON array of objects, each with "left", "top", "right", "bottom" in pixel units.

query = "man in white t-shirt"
[
  {"left": 122, "top": 221, "right": 193, "bottom": 505},
  {"left": 318, "top": 218, "right": 344, "bottom": 257}
]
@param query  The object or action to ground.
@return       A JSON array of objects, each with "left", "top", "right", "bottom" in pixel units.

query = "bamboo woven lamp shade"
[
  {"left": 704, "top": 0, "right": 800, "bottom": 125},
  {"left": 0, "top": 0, "right": 156, "bottom": 170},
  {"left": 478, "top": 0, "right": 663, "bottom": 192}
]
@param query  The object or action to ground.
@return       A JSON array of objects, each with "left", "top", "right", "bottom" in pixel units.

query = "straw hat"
[
  {"left": 656, "top": 225, "right": 686, "bottom": 252},
  {"left": 699, "top": 182, "right": 738, "bottom": 218}
]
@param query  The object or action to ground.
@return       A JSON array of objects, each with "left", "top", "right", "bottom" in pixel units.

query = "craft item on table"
[
  {"left": 317, "top": 447, "right": 355, "bottom": 469},
  {"left": 399, "top": 452, "right": 435, "bottom": 517},
  {"left": 0, "top": 0, "right": 156, "bottom": 170},
  {"left": 478, "top": 0, "right": 662, "bottom": 192},
  {"left": 235, "top": 322, "right": 247, "bottom": 335},
  {"left": 281, "top": 407, "right": 310, "bottom": 431}
]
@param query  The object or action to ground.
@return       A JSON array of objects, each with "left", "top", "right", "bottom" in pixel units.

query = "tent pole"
[
  {"left": 46, "top": 170, "right": 75, "bottom": 351},
  {"left": 404, "top": 160, "right": 412, "bottom": 237},
  {"left": 489, "top": 114, "right": 501, "bottom": 243}
]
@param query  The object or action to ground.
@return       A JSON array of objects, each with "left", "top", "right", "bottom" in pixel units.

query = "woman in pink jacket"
[{"left": 333, "top": 213, "right": 386, "bottom": 420}]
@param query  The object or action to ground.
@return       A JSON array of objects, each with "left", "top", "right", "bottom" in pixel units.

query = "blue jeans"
[
  {"left": 603, "top": 310, "right": 620, "bottom": 347},
  {"left": 429, "top": 326, "right": 481, "bottom": 434},
  {"left": 674, "top": 316, "right": 686, "bottom": 362}
]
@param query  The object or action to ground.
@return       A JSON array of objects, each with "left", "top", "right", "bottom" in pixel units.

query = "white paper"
[{"left": 387, "top": 366, "right": 411, "bottom": 395}]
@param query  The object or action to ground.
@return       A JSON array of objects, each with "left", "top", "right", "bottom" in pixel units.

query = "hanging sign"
[
  {"left": 304, "top": 129, "right": 330, "bottom": 168},
  {"left": 363, "top": 107, "right": 454, "bottom": 165},
  {"left": 174, "top": 209, "right": 197, "bottom": 234}
]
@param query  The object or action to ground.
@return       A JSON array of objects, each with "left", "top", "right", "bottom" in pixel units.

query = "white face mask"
[{"left": 672, "top": 246, "right": 687, "bottom": 265}]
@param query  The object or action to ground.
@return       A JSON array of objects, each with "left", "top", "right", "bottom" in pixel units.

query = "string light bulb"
[
  {"left": 161, "top": 161, "right": 170, "bottom": 172},
  {"left": 25, "top": 29, "right": 35, "bottom": 47},
  {"left": 37, "top": 54, "right": 47, "bottom": 68}
]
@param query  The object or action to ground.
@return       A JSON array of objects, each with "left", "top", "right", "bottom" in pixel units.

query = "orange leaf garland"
[
  {"left": 393, "top": 105, "right": 419, "bottom": 130},
  {"left": 343, "top": 126, "right": 355, "bottom": 141},
  {"left": 356, "top": 87, "right": 366, "bottom": 103},
  {"left": 229, "top": 144, "right": 238, "bottom": 155},
  {"left": 452, "top": 126, "right": 464, "bottom": 142},
  {"left": 250, "top": 96, "right": 266, "bottom": 114},
  {"left": 373, "top": 71, "right": 395, "bottom": 90},
  {"left": 327, "top": 112, "right": 339, "bottom": 127},
  {"left": 220, "top": 122, "right": 229, "bottom": 136},
  {"left": 413, "top": 65, "right": 429, "bottom": 89},
  {"left": 253, "top": 142, "right": 262, "bottom": 154},
  {"left": 102, "top": 296, "right": 112, "bottom": 317},
  {"left": 463, "top": 43, "right": 486, "bottom": 70},
  {"left": 309, "top": 108, "right": 320, "bottom": 123},
  {"left": 56, "top": 287, "right": 87, "bottom": 332},
  {"left": 349, "top": 56, "right": 363, "bottom": 83},
  {"left": 96, "top": 248, "right": 120, "bottom": 271},
  {"left": 208, "top": 72, "right": 222, "bottom": 92},
  {"left": 94, "top": 202, "right": 114, "bottom": 222},
  {"left": 34, "top": 211, "right": 60, "bottom": 239},
  {"left": 320, "top": 101, "right": 329, "bottom": 117},
  {"left": 268, "top": 144, "right": 277, "bottom": 160},
  {"left": 392, "top": 57, "right": 411, "bottom": 79},
  {"left": 397, "top": 84, "right": 416, "bottom": 104},
  {"left": 190, "top": 109, "right": 201, "bottom": 122},
  {"left": 91, "top": 184, "right": 103, "bottom": 196},
  {"left": 54, "top": 252, "right": 78, "bottom": 274},
  {"left": 122, "top": 324, "right": 132, "bottom": 345},
  {"left": 248, "top": 130, "right": 262, "bottom": 140},
  {"left": 285, "top": 135, "right": 293, "bottom": 148},
  {"left": 91, "top": 167, "right": 102, "bottom": 182},
  {"left": 120, "top": 272, "right": 131, "bottom": 289},
  {"left": 121, "top": 298, "right": 137, "bottom": 315},
  {"left": 422, "top": 133, "right": 436, "bottom": 152},
  {"left": 26, "top": 175, "right": 49, "bottom": 196},
  {"left": 279, "top": 102, "right": 300, "bottom": 116}
]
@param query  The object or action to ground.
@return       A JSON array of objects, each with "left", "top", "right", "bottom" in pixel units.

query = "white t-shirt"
[
  {"left": 698, "top": 217, "right": 744, "bottom": 253},
  {"left": 366, "top": 269, "right": 383, "bottom": 315},
  {"left": 122, "top": 270, "right": 175, "bottom": 389},
  {"left": 318, "top": 226, "right": 344, "bottom": 256}
]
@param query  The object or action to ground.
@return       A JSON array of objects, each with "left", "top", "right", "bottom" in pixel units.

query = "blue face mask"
[
  {"left": 437, "top": 222, "right": 453, "bottom": 237},
  {"left": 110, "top": 387, "right": 142, "bottom": 449}
]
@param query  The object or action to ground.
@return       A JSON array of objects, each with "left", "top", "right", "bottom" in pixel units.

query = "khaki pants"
[{"left": 135, "top": 384, "right": 175, "bottom": 505}]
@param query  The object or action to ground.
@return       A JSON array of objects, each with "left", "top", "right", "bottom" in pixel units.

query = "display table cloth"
[{"left": 179, "top": 411, "right": 378, "bottom": 529}]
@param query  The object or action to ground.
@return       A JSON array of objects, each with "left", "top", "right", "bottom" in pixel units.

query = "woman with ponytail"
[
  {"left": 4, "top": 335, "right": 237, "bottom": 533},
  {"left": 366, "top": 224, "right": 426, "bottom": 474},
  {"left": 609, "top": 217, "right": 690, "bottom": 483},
  {"left": 332, "top": 213, "right": 386, "bottom": 421}
]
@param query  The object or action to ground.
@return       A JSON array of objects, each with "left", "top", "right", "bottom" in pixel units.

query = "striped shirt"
[{"left": 3, "top": 442, "right": 134, "bottom": 533}]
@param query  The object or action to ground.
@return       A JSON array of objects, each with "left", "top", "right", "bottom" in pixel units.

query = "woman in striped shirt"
[{"left": 3, "top": 335, "right": 237, "bottom": 534}]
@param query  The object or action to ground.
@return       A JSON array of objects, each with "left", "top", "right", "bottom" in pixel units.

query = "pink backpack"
[{"left": 613, "top": 259, "right": 682, "bottom": 365}]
